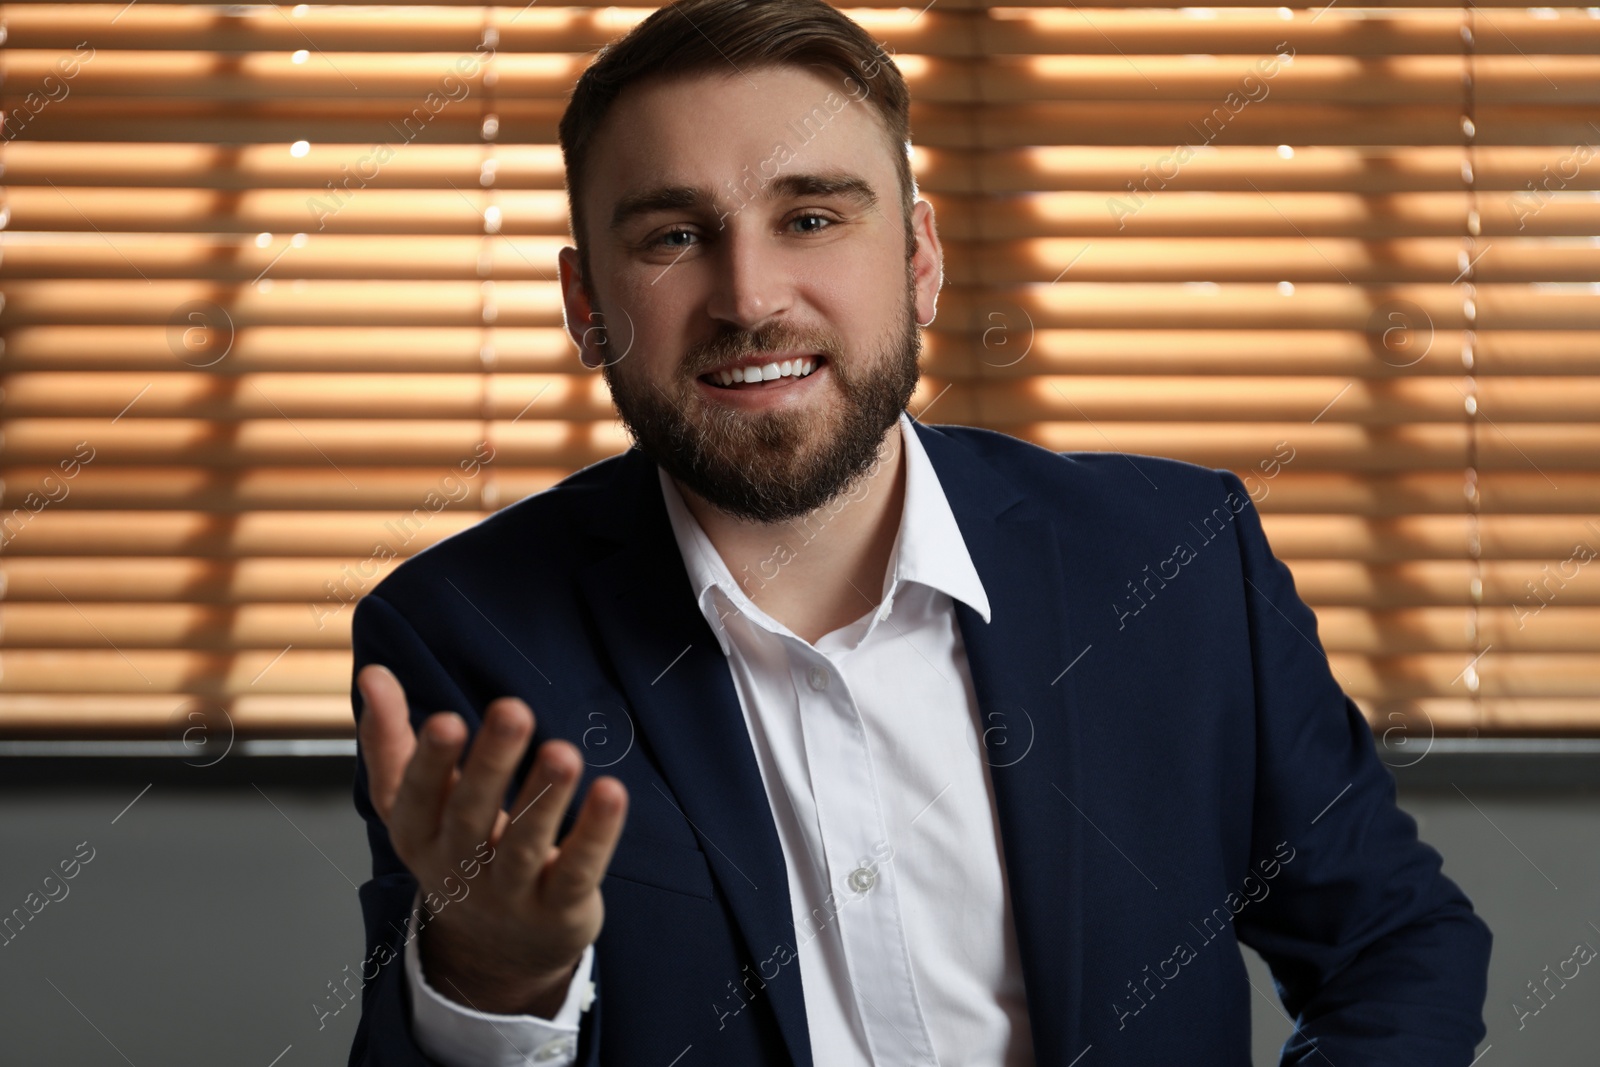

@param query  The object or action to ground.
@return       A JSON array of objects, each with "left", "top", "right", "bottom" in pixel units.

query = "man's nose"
[{"left": 703, "top": 224, "right": 794, "bottom": 331}]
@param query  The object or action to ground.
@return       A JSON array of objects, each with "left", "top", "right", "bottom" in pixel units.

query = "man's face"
[{"left": 558, "top": 64, "right": 942, "bottom": 525}]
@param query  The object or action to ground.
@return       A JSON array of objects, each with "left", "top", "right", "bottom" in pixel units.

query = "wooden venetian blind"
[{"left": 1, "top": 2, "right": 1596, "bottom": 743}]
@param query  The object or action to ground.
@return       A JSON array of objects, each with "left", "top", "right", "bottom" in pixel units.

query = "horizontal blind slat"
[
  {"left": 6, "top": 144, "right": 1596, "bottom": 194},
  {"left": 7, "top": 7, "right": 1597, "bottom": 54},
  {"left": 6, "top": 326, "right": 1596, "bottom": 376}
]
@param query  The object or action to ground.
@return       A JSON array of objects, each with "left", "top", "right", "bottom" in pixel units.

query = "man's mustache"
[{"left": 684, "top": 327, "right": 843, "bottom": 376}]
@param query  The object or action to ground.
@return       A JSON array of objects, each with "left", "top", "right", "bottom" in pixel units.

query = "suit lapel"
[
  {"left": 913, "top": 420, "right": 1088, "bottom": 1065},
  {"left": 575, "top": 448, "right": 813, "bottom": 1067}
]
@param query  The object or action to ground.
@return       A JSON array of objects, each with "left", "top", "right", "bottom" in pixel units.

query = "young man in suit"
[{"left": 348, "top": 0, "right": 1492, "bottom": 1063}]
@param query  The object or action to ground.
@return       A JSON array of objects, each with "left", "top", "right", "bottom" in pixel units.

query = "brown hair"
[{"left": 557, "top": 0, "right": 917, "bottom": 291}]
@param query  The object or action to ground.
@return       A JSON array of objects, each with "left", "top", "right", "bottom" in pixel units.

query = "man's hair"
[{"left": 557, "top": 0, "right": 917, "bottom": 291}]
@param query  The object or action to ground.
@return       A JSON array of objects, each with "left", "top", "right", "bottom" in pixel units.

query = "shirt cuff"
[{"left": 403, "top": 889, "right": 596, "bottom": 1067}]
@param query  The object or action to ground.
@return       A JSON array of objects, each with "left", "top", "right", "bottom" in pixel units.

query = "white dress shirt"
[{"left": 407, "top": 411, "right": 1034, "bottom": 1066}]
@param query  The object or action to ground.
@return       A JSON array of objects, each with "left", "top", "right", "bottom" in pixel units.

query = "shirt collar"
[{"left": 657, "top": 411, "right": 992, "bottom": 655}]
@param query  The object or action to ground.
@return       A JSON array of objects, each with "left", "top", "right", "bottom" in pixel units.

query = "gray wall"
[{"left": 1, "top": 756, "right": 1594, "bottom": 1066}]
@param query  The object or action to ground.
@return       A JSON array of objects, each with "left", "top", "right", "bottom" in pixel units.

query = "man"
[{"left": 347, "top": 0, "right": 1492, "bottom": 1063}]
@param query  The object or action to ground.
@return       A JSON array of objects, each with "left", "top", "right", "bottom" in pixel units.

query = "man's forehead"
[
  {"left": 608, "top": 63, "right": 855, "bottom": 123},
  {"left": 586, "top": 64, "right": 886, "bottom": 190},
  {"left": 585, "top": 67, "right": 896, "bottom": 219}
]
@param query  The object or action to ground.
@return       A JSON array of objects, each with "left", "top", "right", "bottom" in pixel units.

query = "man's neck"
[{"left": 673, "top": 420, "right": 908, "bottom": 645}]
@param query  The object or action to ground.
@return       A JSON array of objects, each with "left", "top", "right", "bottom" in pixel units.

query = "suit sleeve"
[
  {"left": 1216, "top": 469, "right": 1492, "bottom": 1066},
  {"left": 347, "top": 591, "right": 603, "bottom": 1067}
]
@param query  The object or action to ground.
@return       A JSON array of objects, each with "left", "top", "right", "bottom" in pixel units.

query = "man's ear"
[
  {"left": 909, "top": 199, "right": 943, "bottom": 328},
  {"left": 558, "top": 245, "right": 606, "bottom": 368}
]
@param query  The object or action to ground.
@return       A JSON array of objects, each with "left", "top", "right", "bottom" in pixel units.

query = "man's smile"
[
  {"left": 696, "top": 355, "right": 829, "bottom": 399},
  {"left": 697, "top": 353, "right": 827, "bottom": 389}
]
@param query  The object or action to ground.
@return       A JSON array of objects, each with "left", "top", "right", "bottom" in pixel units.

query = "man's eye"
[
  {"left": 649, "top": 228, "right": 696, "bottom": 249},
  {"left": 645, "top": 213, "right": 834, "bottom": 249},
  {"left": 790, "top": 212, "right": 834, "bottom": 233}
]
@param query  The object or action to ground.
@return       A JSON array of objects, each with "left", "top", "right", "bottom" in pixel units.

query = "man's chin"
[{"left": 660, "top": 416, "right": 863, "bottom": 524}]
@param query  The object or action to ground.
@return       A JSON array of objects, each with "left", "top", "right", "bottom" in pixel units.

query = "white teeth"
[{"left": 709, "top": 358, "right": 821, "bottom": 387}]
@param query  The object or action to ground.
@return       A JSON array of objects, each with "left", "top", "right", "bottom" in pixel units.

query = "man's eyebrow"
[
  {"left": 609, "top": 185, "right": 713, "bottom": 233},
  {"left": 765, "top": 172, "right": 878, "bottom": 209},
  {"left": 608, "top": 172, "right": 879, "bottom": 232}
]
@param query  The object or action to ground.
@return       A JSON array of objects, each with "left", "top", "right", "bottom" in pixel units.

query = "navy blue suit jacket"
[{"left": 348, "top": 420, "right": 1491, "bottom": 1066}]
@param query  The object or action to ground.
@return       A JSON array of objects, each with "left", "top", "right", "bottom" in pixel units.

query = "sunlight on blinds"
[{"left": 1, "top": 1, "right": 1597, "bottom": 741}]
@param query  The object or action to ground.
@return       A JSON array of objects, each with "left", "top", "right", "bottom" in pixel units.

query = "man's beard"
[{"left": 598, "top": 276, "right": 922, "bottom": 525}]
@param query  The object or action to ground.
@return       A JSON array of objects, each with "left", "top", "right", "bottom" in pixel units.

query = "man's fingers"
[
  {"left": 492, "top": 738, "right": 584, "bottom": 895},
  {"left": 387, "top": 710, "right": 469, "bottom": 855},
  {"left": 358, "top": 672, "right": 626, "bottom": 910},
  {"left": 436, "top": 697, "right": 534, "bottom": 858},
  {"left": 542, "top": 776, "right": 629, "bottom": 906},
  {"left": 356, "top": 664, "right": 417, "bottom": 823}
]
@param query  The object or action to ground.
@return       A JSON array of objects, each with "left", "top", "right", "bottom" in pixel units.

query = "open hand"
[{"left": 356, "top": 663, "right": 629, "bottom": 1015}]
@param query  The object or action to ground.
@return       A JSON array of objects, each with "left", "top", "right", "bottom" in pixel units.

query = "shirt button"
[
  {"left": 533, "top": 1035, "right": 576, "bottom": 1061},
  {"left": 847, "top": 866, "right": 877, "bottom": 893},
  {"left": 807, "top": 665, "right": 830, "bottom": 691}
]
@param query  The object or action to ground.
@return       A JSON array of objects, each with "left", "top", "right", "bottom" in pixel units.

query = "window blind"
[{"left": 1, "top": 1, "right": 1596, "bottom": 743}]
